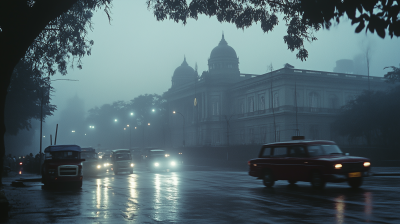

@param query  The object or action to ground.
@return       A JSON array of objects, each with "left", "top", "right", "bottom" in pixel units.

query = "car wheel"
[
  {"left": 311, "top": 171, "right": 326, "bottom": 189},
  {"left": 348, "top": 177, "right": 363, "bottom": 189},
  {"left": 288, "top": 180, "right": 297, "bottom": 184},
  {"left": 262, "top": 170, "right": 275, "bottom": 187}
]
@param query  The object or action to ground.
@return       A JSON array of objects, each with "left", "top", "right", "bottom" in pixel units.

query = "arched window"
[
  {"left": 248, "top": 96, "right": 254, "bottom": 112},
  {"left": 309, "top": 92, "right": 320, "bottom": 111},
  {"left": 273, "top": 92, "right": 279, "bottom": 108},
  {"left": 259, "top": 95, "right": 265, "bottom": 111}
]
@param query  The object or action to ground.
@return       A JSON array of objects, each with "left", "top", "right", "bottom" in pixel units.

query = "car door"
[
  {"left": 271, "top": 146, "right": 290, "bottom": 180},
  {"left": 287, "top": 145, "right": 308, "bottom": 181}
]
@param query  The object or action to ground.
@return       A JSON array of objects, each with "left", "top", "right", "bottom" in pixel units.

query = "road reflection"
[
  {"left": 94, "top": 177, "right": 110, "bottom": 218},
  {"left": 153, "top": 172, "right": 179, "bottom": 222},
  {"left": 334, "top": 195, "right": 345, "bottom": 224},
  {"left": 364, "top": 192, "right": 373, "bottom": 221}
]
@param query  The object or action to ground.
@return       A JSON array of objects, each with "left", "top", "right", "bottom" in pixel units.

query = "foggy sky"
[{"left": 6, "top": 1, "right": 400, "bottom": 155}]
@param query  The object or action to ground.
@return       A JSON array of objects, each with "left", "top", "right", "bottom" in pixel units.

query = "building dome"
[
  {"left": 172, "top": 57, "right": 197, "bottom": 87},
  {"left": 207, "top": 34, "right": 240, "bottom": 79},
  {"left": 209, "top": 34, "right": 237, "bottom": 60}
]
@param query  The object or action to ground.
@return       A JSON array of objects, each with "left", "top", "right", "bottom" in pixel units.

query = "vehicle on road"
[
  {"left": 41, "top": 145, "right": 85, "bottom": 188},
  {"left": 248, "top": 138, "right": 371, "bottom": 189},
  {"left": 143, "top": 149, "right": 178, "bottom": 171},
  {"left": 110, "top": 149, "right": 134, "bottom": 175},
  {"left": 81, "top": 147, "right": 104, "bottom": 176}
]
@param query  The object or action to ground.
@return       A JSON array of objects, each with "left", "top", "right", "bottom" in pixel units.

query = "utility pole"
[{"left": 268, "top": 63, "right": 277, "bottom": 142}]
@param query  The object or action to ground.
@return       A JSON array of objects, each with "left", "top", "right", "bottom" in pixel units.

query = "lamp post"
[
  {"left": 127, "top": 124, "right": 131, "bottom": 149},
  {"left": 173, "top": 111, "right": 185, "bottom": 147}
]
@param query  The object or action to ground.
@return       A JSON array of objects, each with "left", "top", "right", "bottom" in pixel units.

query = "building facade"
[{"left": 164, "top": 35, "right": 389, "bottom": 147}]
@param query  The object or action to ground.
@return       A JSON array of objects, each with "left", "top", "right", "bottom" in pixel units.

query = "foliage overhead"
[
  {"left": 147, "top": 0, "right": 400, "bottom": 61},
  {"left": 19, "top": 0, "right": 112, "bottom": 76},
  {"left": 383, "top": 64, "right": 400, "bottom": 83}
]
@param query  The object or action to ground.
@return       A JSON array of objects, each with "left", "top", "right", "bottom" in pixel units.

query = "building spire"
[
  {"left": 181, "top": 55, "right": 188, "bottom": 66},
  {"left": 219, "top": 31, "right": 227, "bottom": 45}
]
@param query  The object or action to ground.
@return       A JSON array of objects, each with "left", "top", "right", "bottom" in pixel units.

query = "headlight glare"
[
  {"left": 171, "top": 161, "right": 176, "bottom": 166},
  {"left": 130, "top": 163, "right": 134, "bottom": 167},
  {"left": 97, "top": 165, "right": 101, "bottom": 169},
  {"left": 334, "top": 164, "right": 342, "bottom": 169},
  {"left": 154, "top": 162, "right": 159, "bottom": 167},
  {"left": 363, "top": 162, "right": 371, "bottom": 167}
]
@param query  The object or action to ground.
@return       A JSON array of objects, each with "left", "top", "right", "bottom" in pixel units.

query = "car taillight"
[{"left": 19, "top": 162, "right": 23, "bottom": 165}]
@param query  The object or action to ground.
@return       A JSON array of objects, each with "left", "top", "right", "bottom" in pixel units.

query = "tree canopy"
[
  {"left": 147, "top": 0, "right": 400, "bottom": 61},
  {"left": 86, "top": 94, "right": 169, "bottom": 148},
  {"left": 384, "top": 64, "right": 400, "bottom": 83},
  {"left": 5, "top": 61, "right": 56, "bottom": 136},
  {"left": 332, "top": 87, "right": 400, "bottom": 147}
]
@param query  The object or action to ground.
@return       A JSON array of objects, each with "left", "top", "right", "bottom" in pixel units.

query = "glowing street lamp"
[{"left": 114, "top": 119, "right": 118, "bottom": 122}]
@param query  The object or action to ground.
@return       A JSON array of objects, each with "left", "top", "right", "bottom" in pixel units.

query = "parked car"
[
  {"left": 143, "top": 149, "right": 178, "bottom": 171},
  {"left": 110, "top": 149, "right": 134, "bottom": 175},
  {"left": 81, "top": 147, "right": 104, "bottom": 176},
  {"left": 41, "top": 145, "right": 85, "bottom": 188},
  {"left": 248, "top": 138, "right": 371, "bottom": 189}
]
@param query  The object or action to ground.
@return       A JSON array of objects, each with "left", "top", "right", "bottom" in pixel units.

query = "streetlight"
[
  {"left": 114, "top": 119, "right": 118, "bottom": 122},
  {"left": 173, "top": 111, "right": 185, "bottom": 147}
]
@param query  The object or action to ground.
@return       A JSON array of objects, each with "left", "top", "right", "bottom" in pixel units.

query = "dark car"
[
  {"left": 248, "top": 138, "right": 371, "bottom": 189},
  {"left": 81, "top": 147, "right": 104, "bottom": 176},
  {"left": 41, "top": 145, "right": 85, "bottom": 188},
  {"left": 144, "top": 149, "right": 178, "bottom": 171},
  {"left": 110, "top": 149, "right": 134, "bottom": 175}
]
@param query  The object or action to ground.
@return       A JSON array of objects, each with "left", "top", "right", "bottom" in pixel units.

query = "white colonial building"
[{"left": 164, "top": 35, "right": 388, "bottom": 147}]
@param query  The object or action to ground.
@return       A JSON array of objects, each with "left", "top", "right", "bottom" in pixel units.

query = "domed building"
[
  {"left": 163, "top": 34, "right": 387, "bottom": 148},
  {"left": 207, "top": 34, "right": 240, "bottom": 81},
  {"left": 171, "top": 57, "right": 197, "bottom": 88}
]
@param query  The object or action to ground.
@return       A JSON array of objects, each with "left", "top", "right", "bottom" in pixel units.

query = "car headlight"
[
  {"left": 334, "top": 164, "right": 342, "bottom": 169},
  {"left": 154, "top": 162, "right": 159, "bottom": 167},
  {"left": 130, "top": 163, "right": 134, "bottom": 167},
  {"left": 97, "top": 165, "right": 101, "bottom": 169},
  {"left": 363, "top": 162, "right": 371, "bottom": 167},
  {"left": 171, "top": 161, "right": 176, "bottom": 166},
  {"left": 165, "top": 154, "right": 170, "bottom": 157}
]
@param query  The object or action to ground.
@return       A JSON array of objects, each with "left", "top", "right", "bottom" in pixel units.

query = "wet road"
[{"left": 3, "top": 165, "right": 400, "bottom": 223}]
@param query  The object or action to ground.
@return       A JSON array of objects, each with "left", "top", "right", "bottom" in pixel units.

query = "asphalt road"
[{"left": 2, "top": 164, "right": 400, "bottom": 223}]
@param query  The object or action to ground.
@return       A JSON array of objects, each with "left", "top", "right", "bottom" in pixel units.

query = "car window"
[
  {"left": 321, "top": 145, "right": 343, "bottom": 155},
  {"left": 288, "top": 146, "right": 306, "bottom": 157},
  {"left": 273, "top": 147, "right": 287, "bottom": 157},
  {"left": 307, "top": 145, "right": 323, "bottom": 157},
  {"left": 261, "top": 147, "right": 272, "bottom": 157}
]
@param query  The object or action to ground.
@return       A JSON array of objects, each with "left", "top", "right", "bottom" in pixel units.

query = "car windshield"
[
  {"left": 81, "top": 152, "right": 97, "bottom": 159},
  {"left": 46, "top": 151, "right": 80, "bottom": 160},
  {"left": 116, "top": 153, "right": 130, "bottom": 161},
  {"left": 308, "top": 145, "right": 343, "bottom": 157}
]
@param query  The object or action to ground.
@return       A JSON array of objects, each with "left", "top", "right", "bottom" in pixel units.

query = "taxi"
[{"left": 248, "top": 137, "right": 371, "bottom": 189}]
